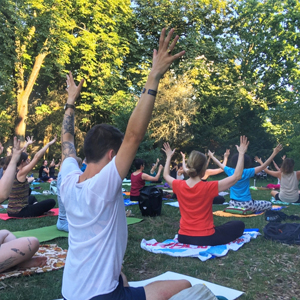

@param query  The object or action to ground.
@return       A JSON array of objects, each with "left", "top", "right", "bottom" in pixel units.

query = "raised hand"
[
  {"left": 236, "top": 136, "right": 249, "bottom": 154},
  {"left": 12, "top": 137, "right": 25, "bottom": 161},
  {"left": 156, "top": 158, "right": 160, "bottom": 163},
  {"left": 180, "top": 151, "right": 185, "bottom": 160},
  {"left": 207, "top": 150, "right": 215, "bottom": 158},
  {"left": 254, "top": 156, "right": 263, "bottom": 164},
  {"left": 281, "top": 154, "right": 286, "bottom": 160},
  {"left": 162, "top": 142, "right": 176, "bottom": 158},
  {"left": 273, "top": 144, "right": 283, "bottom": 154},
  {"left": 151, "top": 28, "right": 185, "bottom": 80},
  {"left": 158, "top": 164, "right": 163, "bottom": 171},
  {"left": 66, "top": 71, "right": 84, "bottom": 104},
  {"left": 0, "top": 142, "right": 3, "bottom": 155},
  {"left": 25, "top": 135, "right": 35, "bottom": 147},
  {"left": 48, "top": 134, "right": 57, "bottom": 146},
  {"left": 224, "top": 149, "right": 230, "bottom": 157}
]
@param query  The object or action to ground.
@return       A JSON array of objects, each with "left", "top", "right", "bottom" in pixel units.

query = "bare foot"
[{"left": 18, "top": 256, "right": 47, "bottom": 269}]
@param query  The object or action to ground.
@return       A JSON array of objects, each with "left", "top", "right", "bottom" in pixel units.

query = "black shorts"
[
  {"left": 90, "top": 275, "right": 146, "bottom": 300},
  {"left": 275, "top": 193, "right": 300, "bottom": 203}
]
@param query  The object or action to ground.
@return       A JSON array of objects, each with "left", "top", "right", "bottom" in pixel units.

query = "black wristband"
[{"left": 148, "top": 89, "right": 157, "bottom": 97}]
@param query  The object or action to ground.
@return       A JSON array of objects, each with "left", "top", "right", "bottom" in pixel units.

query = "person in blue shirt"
[{"left": 208, "top": 144, "right": 283, "bottom": 212}]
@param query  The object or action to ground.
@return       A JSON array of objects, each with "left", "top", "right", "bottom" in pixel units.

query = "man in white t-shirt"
[{"left": 60, "top": 29, "right": 190, "bottom": 300}]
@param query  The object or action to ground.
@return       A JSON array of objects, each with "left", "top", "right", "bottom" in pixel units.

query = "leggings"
[
  {"left": 178, "top": 221, "right": 245, "bottom": 246},
  {"left": 229, "top": 199, "right": 272, "bottom": 212},
  {"left": 40, "top": 176, "right": 51, "bottom": 181},
  {"left": 8, "top": 197, "right": 56, "bottom": 218}
]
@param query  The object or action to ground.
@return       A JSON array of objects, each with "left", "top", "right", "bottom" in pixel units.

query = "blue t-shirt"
[{"left": 224, "top": 166, "right": 255, "bottom": 201}]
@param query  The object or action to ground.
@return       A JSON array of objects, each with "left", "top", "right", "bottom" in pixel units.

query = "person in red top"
[
  {"left": 162, "top": 136, "right": 249, "bottom": 246},
  {"left": 130, "top": 158, "right": 163, "bottom": 202}
]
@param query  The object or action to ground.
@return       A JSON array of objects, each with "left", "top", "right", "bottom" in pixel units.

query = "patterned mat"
[
  {"left": 0, "top": 244, "right": 67, "bottom": 280},
  {"left": 141, "top": 229, "right": 260, "bottom": 261}
]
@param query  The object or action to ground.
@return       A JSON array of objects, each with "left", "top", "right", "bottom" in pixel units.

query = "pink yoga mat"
[{"left": 0, "top": 208, "right": 59, "bottom": 220}]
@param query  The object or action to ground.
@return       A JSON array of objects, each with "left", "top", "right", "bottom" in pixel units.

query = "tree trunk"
[{"left": 15, "top": 52, "right": 48, "bottom": 141}]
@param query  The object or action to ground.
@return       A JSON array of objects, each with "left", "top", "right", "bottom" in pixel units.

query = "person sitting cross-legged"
[
  {"left": 256, "top": 157, "right": 300, "bottom": 203},
  {"left": 59, "top": 29, "right": 191, "bottom": 300},
  {"left": 218, "top": 144, "right": 283, "bottom": 212},
  {"left": 162, "top": 137, "right": 248, "bottom": 246},
  {"left": 0, "top": 137, "right": 47, "bottom": 272},
  {"left": 7, "top": 136, "right": 56, "bottom": 218}
]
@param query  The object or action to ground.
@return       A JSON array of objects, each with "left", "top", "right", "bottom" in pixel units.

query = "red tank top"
[{"left": 130, "top": 172, "right": 145, "bottom": 196}]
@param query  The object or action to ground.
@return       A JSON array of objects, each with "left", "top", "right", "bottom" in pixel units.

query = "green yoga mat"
[{"left": 12, "top": 217, "right": 143, "bottom": 242}]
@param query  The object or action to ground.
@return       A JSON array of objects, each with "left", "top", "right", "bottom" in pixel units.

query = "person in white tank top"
[{"left": 256, "top": 157, "right": 300, "bottom": 203}]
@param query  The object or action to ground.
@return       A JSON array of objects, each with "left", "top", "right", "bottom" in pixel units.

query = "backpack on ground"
[
  {"left": 265, "top": 210, "right": 300, "bottom": 222},
  {"left": 263, "top": 222, "right": 300, "bottom": 245},
  {"left": 139, "top": 186, "right": 163, "bottom": 217}
]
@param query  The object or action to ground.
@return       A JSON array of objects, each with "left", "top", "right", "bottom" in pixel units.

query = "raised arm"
[
  {"left": 162, "top": 142, "right": 176, "bottom": 188},
  {"left": 23, "top": 136, "right": 35, "bottom": 153},
  {"left": 142, "top": 164, "right": 163, "bottom": 181},
  {"left": 218, "top": 136, "right": 249, "bottom": 192},
  {"left": 0, "top": 142, "right": 4, "bottom": 156},
  {"left": 115, "top": 28, "right": 185, "bottom": 179},
  {"left": 18, "top": 136, "right": 57, "bottom": 181},
  {"left": 254, "top": 144, "right": 283, "bottom": 174},
  {"left": 61, "top": 72, "right": 84, "bottom": 162},
  {"left": 272, "top": 160, "right": 280, "bottom": 171},
  {"left": 207, "top": 151, "right": 225, "bottom": 170},
  {"left": 204, "top": 149, "right": 230, "bottom": 179},
  {"left": 255, "top": 157, "right": 281, "bottom": 178},
  {"left": 180, "top": 152, "right": 188, "bottom": 174},
  {"left": 150, "top": 158, "right": 159, "bottom": 174},
  {"left": 0, "top": 138, "right": 24, "bottom": 203}
]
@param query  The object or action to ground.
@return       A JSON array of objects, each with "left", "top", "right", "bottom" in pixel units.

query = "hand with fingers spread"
[
  {"left": 162, "top": 142, "right": 176, "bottom": 159},
  {"left": 236, "top": 135, "right": 249, "bottom": 155},
  {"left": 66, "top": 71, "right": 85, "bottom": 104},
  {"left": 11, "top": 137, "right": 25, "bottom": 162},
  {"left": 26, "top": 136, "right": 35, "bottom": 146},
  {"left": 150, "top": 28, "right": 185, "bottom": 80}
]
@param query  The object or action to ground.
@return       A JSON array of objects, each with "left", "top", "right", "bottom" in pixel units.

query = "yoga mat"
[
  {"left": 271, "top": 198, "right": 300, "bottom": 206},
  {"left": 213, "top": 211, "right": 264, "bottom": 218},
  {"left": 12, "top": 218, "right": 143, "bottom": 242},
  {"left": 126, "top": 217, "right": 143, "bottom": 225},
  {"left": 0, "top": 244, "right": 67, "bottom": 281},
  {"left": 129, "top": 271, "right": 244, "bottom": 300},
  {"left": 165, "top": 201, "right": 230, "bottom": 208},
  {"left": 12, "top": 225, "right": 68, "bottom": 242},
  {"left": 124, "top": 199, "right": 139, "bottom": 206},
  {"left": 141, "top": 230, "right": 260, "bottom": 262},
  {"left": 0, "top": 208, "right": 59, "bottom": 221}
]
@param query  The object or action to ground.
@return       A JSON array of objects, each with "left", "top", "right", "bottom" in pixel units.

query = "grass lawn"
[{"left": 0, "top": 175, "right": 300, "bottom": 300}]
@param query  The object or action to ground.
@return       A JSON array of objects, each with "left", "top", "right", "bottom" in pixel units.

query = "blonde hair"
[{"left": 186, "top": 150, "right": 207, "bottom": 178}]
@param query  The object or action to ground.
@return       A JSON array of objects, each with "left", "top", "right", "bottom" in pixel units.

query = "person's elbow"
[{"left": 125, "top": 131, "right": 144, "bottom": 145}]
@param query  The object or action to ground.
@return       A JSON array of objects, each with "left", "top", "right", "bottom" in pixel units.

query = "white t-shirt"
[{"left": 60, "top": 157, "right": 127, "bottom": 300}]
